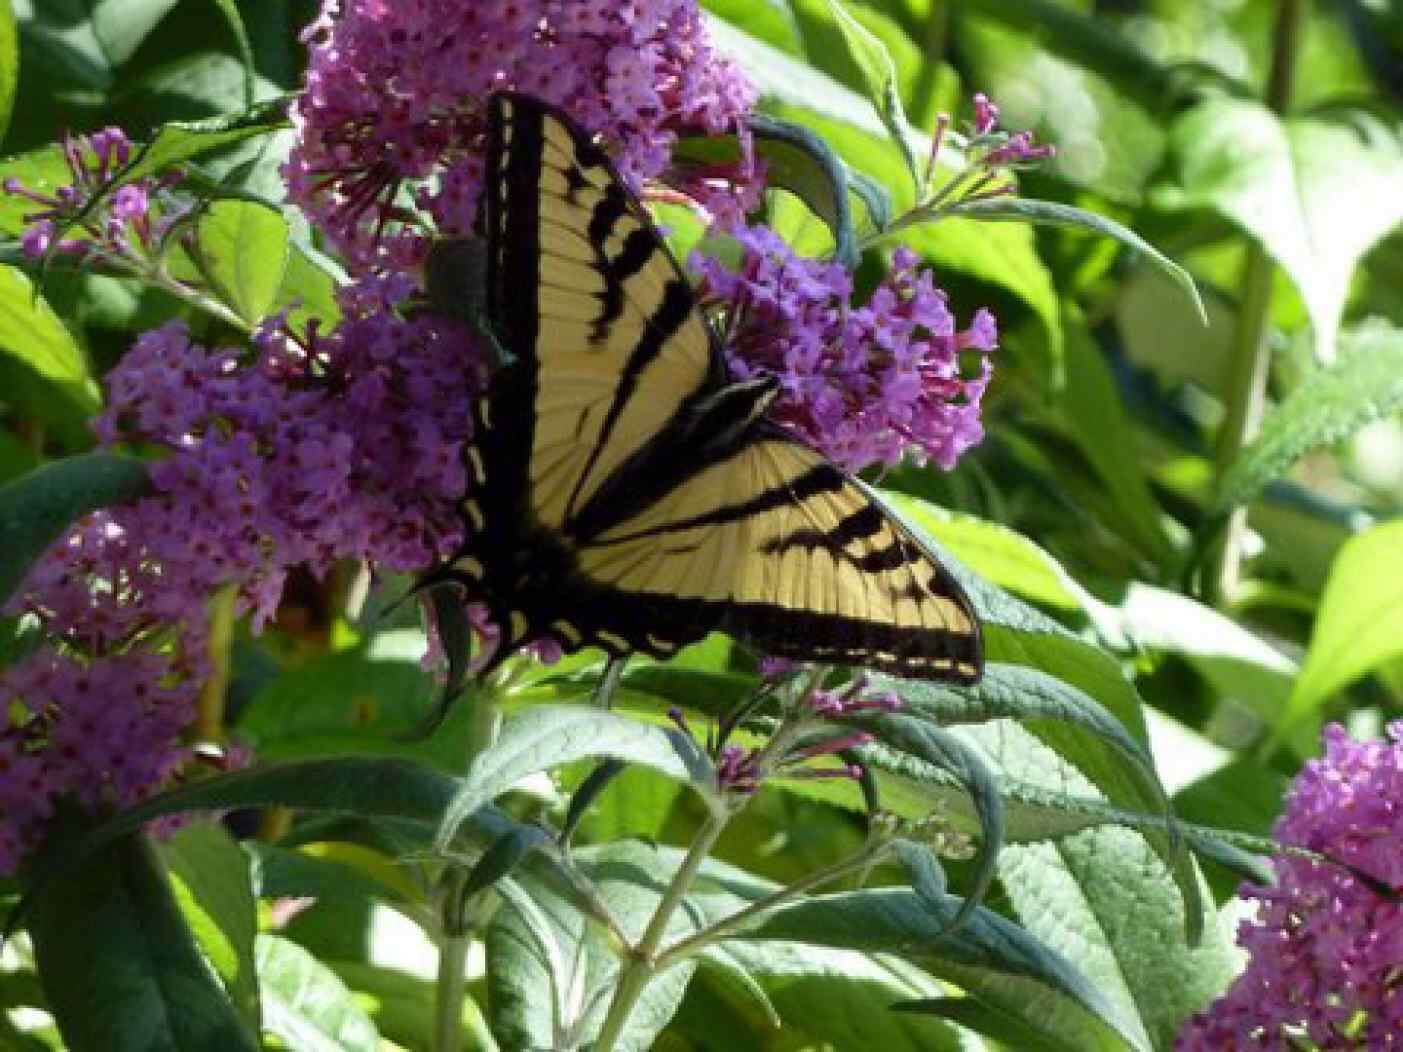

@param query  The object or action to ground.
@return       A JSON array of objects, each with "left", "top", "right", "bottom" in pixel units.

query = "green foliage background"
[{"left": 3, "top": 1, "right": 1403, "bottom": 1050}]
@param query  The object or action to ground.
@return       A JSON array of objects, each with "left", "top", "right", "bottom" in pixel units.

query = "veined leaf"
[
  {"left": 744, "top": 887, "right": 1145, "bottom": 1051},
  {"left": 118, "top": 99, "right": 291, "bottom": 186},
  {"left": 812, "top": 0, "right": 921, "bottom": 191},
  {"left": 1156, "top": 98, "right": 1403, "bottom": 363},
  {"left": 256, "top": 934, "right": 378, "bottom": 1052},
  {"left": 1217, "top": 321, "right": 1403, "bottom": 512},
  {"left": 194, "top": 198, "right": 289, "bottom": 324},
  {"left": 949, "top": 195, "right": 1205, "bottom": 324},
  {"left": 435, "top": 705, "right": 718, "bottom": 852}
]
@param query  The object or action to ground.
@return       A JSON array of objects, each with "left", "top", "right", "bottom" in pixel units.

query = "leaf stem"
[
  {"left": 655, "top": 840, "right": 890, "bottom": 970},
  {"left": 1210, "top": 0, "right": 1305, "bottom": 605}
]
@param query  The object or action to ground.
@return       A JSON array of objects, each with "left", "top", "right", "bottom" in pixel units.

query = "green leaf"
[
  {"left": 893, "top": 840, "right": 948, "bottom": 908},
  {"left": 460, "top": 824, "right": 554, "bottom": 901},
  {"left": 194, "top": 198, "right": 289, "bottom": 324},
  {"left": 1278, "top": 518, "right": 1403, "bottom": 741},
  {"left": 812, "top": 0, "right": 920, "bottom": 191},
  {"left": 0, "top": 0, "right": 17, "bottom": 144},
  {"left": 13, "top": 758, "right": 461, "bottom": 916},
  {"left": 25, "top": 827, "right": 260, "bottom": 1052},
  {"left": 207, "top": 0, "right": 256, "bottom": 108},
  {"left": 0, "top": 147, "right": 70, "bottom": 236},
  {"left": 255, "top": 934, "right": 378, "bottom": 1052},
  {"left": 159, "top": 823, "right": 261, "bottom": 1033},
  {"left": 674, "top": 114, "right": 863, "bottom": 267},
  {"left": 949, "top": 196, "right": 1206, "bottom": 325},
  {"left": 1156, "top": 98, "right": 1403, "bottom": 363},
  {"left": 0, "top": 265, "right": 99, "bottom": 413},
  {"left": 1108, "top": 583, "right": 1296, "bottom": 722},
  {"left": 868, "top": 661, "right": 1162, "bottom": 812},
  {"left": 327, "top": 960, "right": 498, "bottom": 1052},
  {"left": 884, "top": 498, "right": 1088, "bottom": 612},
  {"left": 743, "top": 888, "right": 1145, "bottom": 1051},
  {"left": 692, "top": 946, "right": 783, "bottom": 1032},
  {"left": 273, "top": 243, "right": 342, "bottom": 336},
  {"left": 118, "top": 99, "right": 291, "bottom": 186},
  {"left": 1217, "top": 321, "right": 1403, "bottom": 511},
  {"left": 956, "top": 0, "right": 1195, "bottom": 113},
  {"left": 681, "top": 939, "right": 962, "bottom": 1051},
  {"left": 704, "top": 15, "right": 912, "bottom": 147},
  {"left": 896, "top": 995, "right": 1065, "bottom": 1050},
  {"left": 1056, "top": 317, "right": 1174, "bottom": 562},
  {"left": 488, "top": 841, "right": 699, "bottom": 1052},
  {"left": 435, "top": 705, "right": 717, "bottom": 852},
  {"left": 860, "top": 715, "right": 1003, "bottom": 931},
  {"left": 0, "top": 453, "right": 149, "bottom": 608},
  {"left": 995, "top": 825, "right": 1238, "bottom": 1051},
  {"left": 248, "top": 843, "right": 415, "bottom": 910}
]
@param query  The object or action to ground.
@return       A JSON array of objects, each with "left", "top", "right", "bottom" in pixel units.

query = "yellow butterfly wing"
[
  {"left": 439, "top": 92, "right": 981, "bottom": 682},
  {"left": 577, "top": 432, "right": 981, "bottom": 679}
]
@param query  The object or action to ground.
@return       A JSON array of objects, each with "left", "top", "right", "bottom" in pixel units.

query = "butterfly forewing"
[{"left": 483, "top": 93, "right": 716, "bottom": 534}]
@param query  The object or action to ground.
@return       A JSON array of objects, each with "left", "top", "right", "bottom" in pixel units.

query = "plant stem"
[
  {"left": 434, "top": 929, "right": 470, "bottom": 1052},
  {"left": 194, "top": 583, "right": 238, "bottom": 741},
  {"left": 656, "top": 841, "right": 889, "bottom": 969},
  {"left": 909, "top": 0, "right": 950, "bottom": 125},
  {"left": 432, "top": 688, "right": 501, "bottom": 1052},
  {"left": 1209, "top": 0, "right": 1305, "bottom": 605},
  {"left": 592, "top": 807, "right": 731, "bottom": 1052}
]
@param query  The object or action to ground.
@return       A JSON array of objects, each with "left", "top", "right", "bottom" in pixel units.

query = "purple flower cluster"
[
  {"left": 0, "top": 283, "right": 482, "bottom": 873},
  {"left": 669, "top": 675, "right": 901, "bottom": 796},
  {"left": 1177, "top": 723, "right": 1403, "bottom": 1050},
  {"left": 0, "top": 650, "right": 199, "bottom": 873},
  {"left": 3, "top": 127, "right": 175, "bottom": 263},
  {"left": 89, "top": 295, "right": 479, "bottom": 627},
  {"left": 285, "top": 0, "right": 759, "bottom": 271},
  {"left": 693, "top": 225, "right": 997, "bottom": 473}
]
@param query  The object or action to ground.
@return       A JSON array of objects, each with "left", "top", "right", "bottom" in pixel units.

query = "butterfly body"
[{"left": 428, "top": 93, "right": 982, "bottom": 683}]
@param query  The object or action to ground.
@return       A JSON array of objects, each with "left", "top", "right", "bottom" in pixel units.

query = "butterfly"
[{"left": 423, "top": 92, "right": 982, "bottom": 684}]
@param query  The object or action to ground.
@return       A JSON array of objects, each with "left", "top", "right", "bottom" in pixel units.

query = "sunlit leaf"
[
  {"left": 160, "top": 823, "right": 261, "bottom": 1033},
  {"left": 810, "top": 0, "right": 921, "bottom": 190},
  {"left": 0, "top": 265, "right": 99, "bottom": 414},
  {"left": 256, "top": 934, "right": 378, "bottom": 1052},
  {"left": 1157, "top": 98, "right": 1403, "bottom": 362},
  {"left": 0, "top": 0, "right": 17, "bottom": 144},
  {"left": 194, "top": 198, "right": 289, "bottom": 324},
  {"left": 950, "top": 195, "right": 1205, "bottom": 324},
  {"left": 435, "top": 705, "right": 718, "bottom": 852},
  {"left": 1278, "top": 518, "right": 1403, "bottom": 742}
]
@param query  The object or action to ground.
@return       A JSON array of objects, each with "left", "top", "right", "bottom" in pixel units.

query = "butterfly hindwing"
[{"left": 572, "top": 431, "right": 980, "bottom": 679}]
